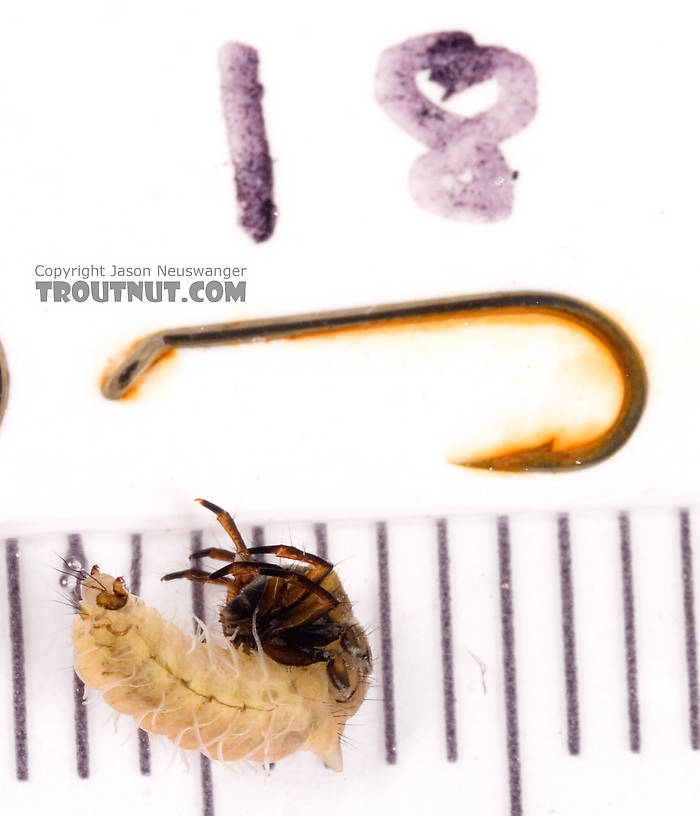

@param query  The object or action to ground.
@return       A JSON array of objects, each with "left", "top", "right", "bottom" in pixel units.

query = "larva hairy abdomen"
[{"left": 73, "top": 570, "right": 346, "bottom": 770}]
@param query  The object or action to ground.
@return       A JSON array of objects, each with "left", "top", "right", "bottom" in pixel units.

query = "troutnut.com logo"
[{"left": 34, "top": 264, "right": 247, "bottom": 303}]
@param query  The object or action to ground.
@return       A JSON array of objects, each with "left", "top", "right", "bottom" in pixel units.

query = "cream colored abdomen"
[{"left": 73, "top": 592, "right": 343, "bottom": 768}]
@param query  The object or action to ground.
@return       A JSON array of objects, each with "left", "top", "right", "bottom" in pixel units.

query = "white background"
[
  {"left": 1, "top": 0, "right": 699, "bottom": 532},
  {"left": 2, "top": 2, "right": 700, "bottom": 814}
]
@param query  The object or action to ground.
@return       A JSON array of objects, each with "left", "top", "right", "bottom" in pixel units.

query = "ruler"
[{"left": 2, "top": 507, "right": 700, "bottom": 815}]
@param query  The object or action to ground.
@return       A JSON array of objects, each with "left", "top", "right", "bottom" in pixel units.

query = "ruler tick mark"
[
  {"left": 498, "top": 516, "right": 522, "bottom": 816},
  {"left": 680, "top": 509, "right": 699, "bottom": 749},
  {"left": 619, "top": 511, "right": 641, "bottom": 752},
  {"left": 376, "top": 521, "right": 397, "bottom": 764},
  {"left": 314, "top": 523, "right": 328, "bottom": 560},
  {"left": 5, "top": 538, "right": 28, "bottom": 781},
  {"left": 557, "top": 514, "right": 580, "bottom": 755},
  {"left": 436, "top": 519, "right": 458, "bottom": 762},
  {"left": 199, "top": 754, "right": 215, "bottom": 816},
  {"left": 252, "top": 525, "right": 265, "bottom": 549}
]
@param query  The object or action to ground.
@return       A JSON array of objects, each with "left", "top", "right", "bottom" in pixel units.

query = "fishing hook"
[
  {"left": 0, "top": 340, "right": 8, "bottom": 431},
  {"left": 101, "top": 291, "right": 647, "bottom": 471}
]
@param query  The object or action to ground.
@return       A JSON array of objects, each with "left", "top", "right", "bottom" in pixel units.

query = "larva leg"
[
  {"left": 268, "top": 592, "right": 338, "bottom": 632},
  {"left": 161, "top": 569, "right": 236, "bottom": 590},
  {"left": 243, "top": 545, "right": 334, "bottom": 610},
  {"left": 252, "top": 573, "right": 339, "bottom": 633},
  {"left": 246, "top": 545, "right": 333, "bottom": 584},
  {"left": 210, "top": 562, "right": 338, "bottom": 613},
  {"left": 260, "top": 639, "right": 329, "bottom": 667},
  {"left": 211, "top": 560, "right": 342, "bottom": 664},
  {"left": 196, "top": 498, "right": 249, "bottom": 558},
  {"left": 189, "top": 547, "right": 240, "bottom": 563},
  {"left": 163, "top": 561, "right": 336, "bottom": 613}
]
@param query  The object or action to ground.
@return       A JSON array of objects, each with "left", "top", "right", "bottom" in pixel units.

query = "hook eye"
[{"left": 100, "top": 291, "right": 647, "bottom": 471}]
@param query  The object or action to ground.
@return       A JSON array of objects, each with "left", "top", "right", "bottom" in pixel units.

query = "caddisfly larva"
[{"left": 72, "top": 499, "right": 372, "bottom": 770}]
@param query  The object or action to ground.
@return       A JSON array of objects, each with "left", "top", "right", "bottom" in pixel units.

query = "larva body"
[{"left": 73, "top": 570, "right": 361, "bottom": 770}]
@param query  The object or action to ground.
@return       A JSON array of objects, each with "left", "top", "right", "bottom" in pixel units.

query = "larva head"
[{"left": 80, "top": 566, "right": 130, "bottom": 611}]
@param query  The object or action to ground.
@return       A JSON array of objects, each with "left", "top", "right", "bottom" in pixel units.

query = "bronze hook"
[
  {"left": 0, "top": 340, "right": 8, "bottom": 430},
  {"left": 100, "top": 291, "right": 647, "bottom": 471}
]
